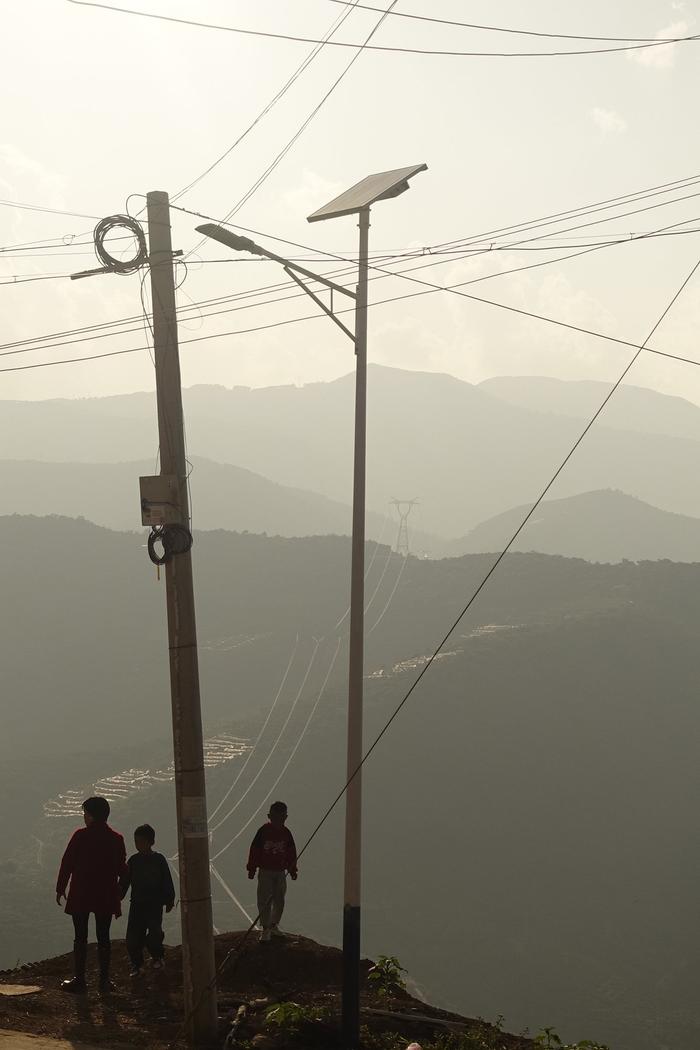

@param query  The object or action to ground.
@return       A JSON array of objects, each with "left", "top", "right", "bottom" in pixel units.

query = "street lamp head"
[{"left": 194, "top": 223, "right": 263, "bottom": 256}]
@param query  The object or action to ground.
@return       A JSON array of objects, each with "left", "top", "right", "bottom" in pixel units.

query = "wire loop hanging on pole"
[
  {"left": 93, "top": 214, "right": 148, "bottom": 274},
  {"left": 147, "top": 523, "right": 193, "bottom": 565}
]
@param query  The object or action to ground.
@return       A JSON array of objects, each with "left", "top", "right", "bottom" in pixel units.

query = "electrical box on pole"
[{"left": 139, "top": 475, "right": 181, "bottom": 526}]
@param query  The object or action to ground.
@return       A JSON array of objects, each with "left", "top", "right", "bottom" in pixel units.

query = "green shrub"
[
  {"left": 367, "top": 955, "right": 408, "bottom": 997},
  {"left": 535, "top": 1027, "right": 610, "bottom": 1050},
  {"left": 265, "top": 1000, "right": 330, "bottom": 1032}
]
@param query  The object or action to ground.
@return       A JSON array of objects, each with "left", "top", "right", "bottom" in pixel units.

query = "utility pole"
[
  {"left": 342, "top": 205, "right": 370, "bottom": 1050},
  {"left": 146, "top": 191, "right": 218, "bottom": 1046}
]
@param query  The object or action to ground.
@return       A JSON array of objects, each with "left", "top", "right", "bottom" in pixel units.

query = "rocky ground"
[{"left": 0, "top": 932, "right": 534, "bottom": 1049}]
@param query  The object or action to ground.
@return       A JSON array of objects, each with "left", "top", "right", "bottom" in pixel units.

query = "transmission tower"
[{"left": 390, "top": 498, "right": 419, "bottom": 556}]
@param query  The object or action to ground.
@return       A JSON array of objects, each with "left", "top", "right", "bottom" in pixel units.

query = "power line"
[
  {"left": 184, "top": 0, "right": 399, "bottom": 259},
  {"left": 171, "top": 0, "right": 362, "bottom": 201},
  {"left": 6, "top": 207, "right": 697, "bottom": 360},
  {"left": 212, "top": 637, "right": 342, "bottom": 859},
  {"left": 0, "top": 198, "right": 101, "bottom": 220},
  {"left": 3, "top": 244, "right": 700, "bottom": 376},
  {"left": 321, "top": 0, "right": 685, "bottom": 43},
  {"left": 207, "top": 636, "right": 300, "bottom": 826},
  {"left": 4, "top": 170, "right": 698, "bottom": 348},
  {"left": 431, "top": 173, "right": 700, "bottom": 252},
  {"left": 163, "top": 251, "right": 700, "bottom": 1049},
  {"left": 4, "top": 176, "right": 700, "bottom": 368},
  {"left": 209, "top": 638, "right": 322, "bottom": 834},
  {"left": 293, "top": 251, "right": 700, "bottom": 864},
  {"left": 65, "top": 0, "right": 700, "bottom": 57}
]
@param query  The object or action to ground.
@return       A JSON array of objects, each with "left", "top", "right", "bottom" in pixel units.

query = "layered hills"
[
  {"left": 4, "top": 367, "right": 700, "bottom": 540},
  {"left": 2, "top": 515, "right": 700, "bottom": 1050}
]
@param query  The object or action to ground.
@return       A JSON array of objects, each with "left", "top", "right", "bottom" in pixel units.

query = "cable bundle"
[
  {"left": 147, "top": 524, "right": 193, "bottom": 566},
  {"left": 93, "top": 214, "right": 147, "bottom": 275}
]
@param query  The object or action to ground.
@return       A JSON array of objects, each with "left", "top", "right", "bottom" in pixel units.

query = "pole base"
[{"left": 341, "top": 904, "right": 361, "bottom": 1049}]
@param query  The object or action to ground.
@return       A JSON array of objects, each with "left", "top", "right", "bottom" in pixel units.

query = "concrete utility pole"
[{"left": 146, "top": 191, "right": 218, "bottom": 1046}]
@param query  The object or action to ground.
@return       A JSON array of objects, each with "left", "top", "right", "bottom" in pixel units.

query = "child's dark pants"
[
  {"left": 71, "top": 913, "right": 112, "bottom": 980},
  {"left": 126, "top": 903, "right": 164, "bottom": 966}
]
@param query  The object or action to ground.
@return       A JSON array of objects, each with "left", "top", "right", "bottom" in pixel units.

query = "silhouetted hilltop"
[
  {"left": 449, "top": 489, "right": 700, "bottom": 562},
  {"left": 0, "top": 932, "right": 534, "bottom": 1049}
]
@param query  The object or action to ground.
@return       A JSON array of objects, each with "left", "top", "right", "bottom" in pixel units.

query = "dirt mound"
[{"left": 0, "top": 932, "right": 532, "bottom": 1049}]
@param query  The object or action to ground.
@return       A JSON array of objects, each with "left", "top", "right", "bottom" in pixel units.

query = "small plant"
[
  {"left": 265, "top": 1000, "right": 329, "bottom": 1032},
  {"left": 367, "top": 954, "right": 407, "bottom": 997},
  {"left": 359, "top": 1029, "right": 406, "bottom": 1050},
  {"left": 535, "top": 1028, "right": 610, "bottom": 1050}
]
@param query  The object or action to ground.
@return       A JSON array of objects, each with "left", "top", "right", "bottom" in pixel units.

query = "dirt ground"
[{"left": 0, "top": 932, "right": 533, "bottom": 1049}]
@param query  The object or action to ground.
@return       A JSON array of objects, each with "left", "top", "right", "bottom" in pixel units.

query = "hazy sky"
[{"left": 2, "top": 0, "right": 700, "bottom": 404}]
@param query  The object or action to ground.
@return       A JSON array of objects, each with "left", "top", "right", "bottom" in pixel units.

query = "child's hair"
[
  {"left": 269, "top": 801, "right": 287, "bottom": 816},
  {"left": 134, "top": 823, "right": 156, "bottom": 844},
  {"left": 83, "top": 796, "right": 110, "bottom": 822}
]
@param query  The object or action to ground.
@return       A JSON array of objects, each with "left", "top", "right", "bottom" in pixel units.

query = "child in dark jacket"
[
  {"left": 56, "top": 795, "right": 127, "bottom": 995},
  {"left": 247, "top": 801, "right": 297, "bottom": 942},
  {"left": 119, "top": 824, "right": 175, "bottom": 977}
]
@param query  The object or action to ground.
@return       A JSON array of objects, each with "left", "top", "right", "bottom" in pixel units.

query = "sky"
[{"left": 2, "top": 0, "right": 700, "bottom": 404}]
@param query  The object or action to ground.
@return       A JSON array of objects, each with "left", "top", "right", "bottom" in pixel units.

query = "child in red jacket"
[
  {"left": 55, "top": 796, "right": 126, "bottom": 994},
  {"left": 247, "top": 801, "right": 297, "bottom": 942}
]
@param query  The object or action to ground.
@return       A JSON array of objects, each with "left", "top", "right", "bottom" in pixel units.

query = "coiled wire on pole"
[
  {"left": 147, "top": 523, "right": 193, "bottom": 566},
  {"left": 93, "top": 214, "right": 148, "bottom": 275}
]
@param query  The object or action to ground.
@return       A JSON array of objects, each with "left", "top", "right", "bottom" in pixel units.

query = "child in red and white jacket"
[{"left": 247, "top": 801, "right": 297, "bottom": 941}]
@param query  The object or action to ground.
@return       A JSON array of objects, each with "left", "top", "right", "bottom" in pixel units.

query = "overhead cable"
[
  {"left": 66, "top": 1, "right": 700, "bottom": 57},
  {"left": 185, "top": 0, "right": 399, "bottom": 259},
  {"left": 172, "top": 0, "right": 362, "bottom": 201},
  {"left": 293, "top": 251, "right": 700, "bottom": 863},
  {"left": 5, "top": 170, "right": 698, "bottom": 347},
  {"left": 4, "top": 226, "right": 700, "bottom": 375},
  {"left": 212, "top": 637, "right": 342, "bottom": 858},
  {"left": 209, "top": 638, "right": 322, "bottom": 833},
  {"left": 7, "top": 207, "right": 698, "bottom": 360},
  {"left": 322, "top": 0, "right": 687, "bottom": 42},
  {"left": 161, "top": 251, "right": 700, "bottom": 1049},
  {"left": 207, "top": 636, "right": 300, "bottom": 825},
  {"left": 0, "top": 198, "right": 101, "bottom": 220}
]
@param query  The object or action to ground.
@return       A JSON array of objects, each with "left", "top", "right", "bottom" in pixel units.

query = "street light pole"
[
  {"left": 195, "top": 163, "right": 426, "bottom": 1050},
  {"left": 342, "top": 205, "right": 370, "bottom": 1049}
]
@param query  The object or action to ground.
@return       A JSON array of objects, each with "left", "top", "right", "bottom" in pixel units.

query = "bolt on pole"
[
  {"left": 146, "top": 191, "right": 218, "bottom": 1046},
  {"left": 342, "top": 205, "right": 371, "bottom": 1050}
]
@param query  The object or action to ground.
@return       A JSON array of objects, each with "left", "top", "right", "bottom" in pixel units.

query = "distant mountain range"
[
  {"left": 449, "top": 489, "right": 700, "bottom": 563},
  {"left": 480, "top": 374, "right": 700, "bottom": 442},
  {"left": 4, "top": 366, "right": 700, "bottom": 553},
  {"left": 0, "top": 456, "right": 435, "bottom": 546}
]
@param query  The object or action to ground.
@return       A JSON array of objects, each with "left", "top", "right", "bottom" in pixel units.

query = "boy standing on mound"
[
  {"left": 247, "top": 801, "right": 297, "bottom": 942},
  {"left": 120, "top": 823, "right": 175, "bottom": 978},
  {"left": 55, "top": 796, "right": 126, "bottom": 995}
]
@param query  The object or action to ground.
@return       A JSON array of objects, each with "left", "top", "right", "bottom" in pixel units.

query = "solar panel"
[{"left": 307, "top": 163, "right": 428, "bottom": 223}]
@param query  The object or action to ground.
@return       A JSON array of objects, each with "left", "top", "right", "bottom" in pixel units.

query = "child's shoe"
[
  {"left": 260, "top": 929, "right": 272, "bottom": 943},
  {"left": 61, "top": 977, "right": 87, "bottom": 995},
  {"left": 129, "top": 966, "right": 142, "bottom": 978},
  {"left": 270, "top": 925, "right": 284, "bottom": 938},
  {"left": 152, "top": 958, "right": 164, "bottom": 971}
]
